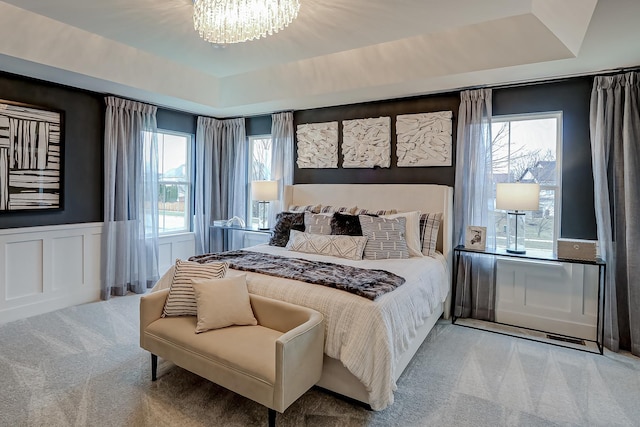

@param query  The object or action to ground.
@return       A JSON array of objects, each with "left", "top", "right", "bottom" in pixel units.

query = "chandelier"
[{"left": 193, "top": 0, "right": 300, "bottom": 44}]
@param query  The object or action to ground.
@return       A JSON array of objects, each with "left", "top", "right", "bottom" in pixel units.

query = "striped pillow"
[
  {"left": 304, "top": 211, "right": 333, "bottom": 235},
  {"left": 162, "top": 259, "right": 229, "bottom": 317},
  {"left": 354, "top": 208, "right": 398, "bottom": 215},
  {"left": 419, "top": 212, "right": 443, "bottom": 257},
  {"left": 359, "top": 215, "right": 409, "bottom": 260},
  {"left": 319, "top": 205, "right": 357, "bottom": 214},
  {"left": 288, "top": 204, "right": 321, "bottom": 213}
]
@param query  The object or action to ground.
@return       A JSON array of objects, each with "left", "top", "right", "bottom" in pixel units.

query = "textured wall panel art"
[
  {"left": 296, "top": 121, "right": 338, "bottom": 168},
  {"left": 0, "top": 101, "right": 63, "bottom": 211},
  {"left": 342, "top": 117, "right": 391, "bottom": 168},
  {"left": 396, "top": 111, "right": 453, "bottom": 167}
]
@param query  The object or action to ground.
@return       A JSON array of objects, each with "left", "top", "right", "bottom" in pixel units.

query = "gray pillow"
[
  {"left": 359, "top": 215, "right": 409, "bottom": 260},
  {"left": 304, "top": 211, "right": 333, "bottom": 235}
]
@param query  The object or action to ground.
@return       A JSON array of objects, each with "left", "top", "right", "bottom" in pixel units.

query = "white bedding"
[
  {"left": 242, "top": 244, "right": 448, "bottom": 410},
  {"left": 152, "top": 244, "right": 449, "bottom": 410}
]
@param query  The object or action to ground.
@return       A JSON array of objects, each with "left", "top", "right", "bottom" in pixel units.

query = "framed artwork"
[
  {"left": 465, "top": 225, "right": 487, "bottom": 251},
  {"left": 296, "top": 121, "right": 338, "bottom": 168},
  {"left": 342, "top": 116, "right": 391, "bottom": 168},
  {"left": 396, "top": 111, "right": 453, "bottom": 167},
  {"left": 0, "top": 100, "right": 63, "bottom": 211}
]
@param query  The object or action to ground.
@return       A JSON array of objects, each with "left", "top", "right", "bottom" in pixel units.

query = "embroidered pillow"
[
  {"left": 162, "top": 259, "right": 229, "bottom": 317},
  {"left": 286, "top": 230, "right": 367, "bottom": 260},
  {"left": 354, "top": 208, "right": 398, "bottom": 215},
  {"left": 330, "top": 212, "right": 363, "bottom": 236},
  {"left": 359, "top": 215, "right": 409, "bottom": 260},
  {"left": 383, "top": 211, "right": 424, "bottom": 258},
  {"left": 319, "top": 205, "right": 358, "bottom": 214},
  {"left": 419, "top": 212, "right": 443, "bottom": 257},
  {"left": 287, "top": 204, "right": 321, "bottom": 213},
  {"left": 304, "top": 211, "right": 333, "bottom": 235},
  {"left": 269, "top": 212, "right": 305, "bottom": 247},
  {"left": 192, "top": 274, "right": 257, "bottom": 333}
]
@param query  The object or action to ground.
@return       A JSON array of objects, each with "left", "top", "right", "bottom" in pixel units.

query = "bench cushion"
[{"left": 145, "top": 316, "right": 281, "bottom": 384}]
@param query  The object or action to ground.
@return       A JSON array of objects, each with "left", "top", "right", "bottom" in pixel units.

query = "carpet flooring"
[{"left": 1, "top": 294, "right": 639, "bottom": 426}]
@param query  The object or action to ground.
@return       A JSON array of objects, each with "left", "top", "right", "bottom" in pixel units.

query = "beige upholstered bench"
[{"left": 140, "top": 288, "right": 324, "bottom": 426}]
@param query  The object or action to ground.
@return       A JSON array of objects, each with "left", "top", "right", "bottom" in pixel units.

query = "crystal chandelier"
[{"left": 193, "top": 0, "right": 300, "bottom": 44}]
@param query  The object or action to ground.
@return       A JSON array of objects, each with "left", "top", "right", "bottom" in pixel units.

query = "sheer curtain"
[
  {"left": 453, "top": 89, "right": 497, "bottom": 320},
  {"left": 590, "top": 71, "right": 640, "bottom": 355},
  {"left": 269, "top": 112, "right": 294, "bottom": 225},
  {"left": 102, "top": 96, "right": 159, "bottom": 299},
  {"left": 194, "top": 117, "right": 247, "bottom": 254}
]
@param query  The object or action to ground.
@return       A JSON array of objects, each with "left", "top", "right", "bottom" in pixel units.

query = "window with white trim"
[
  {"left": 247, "top": 135, "right": 273, "bottom": 228},
  {"left": 491, "top": 112, "right": 562, "bottom": 253},
  {"left": 157, "top": 130, "right": 192, "bottom": 234}
]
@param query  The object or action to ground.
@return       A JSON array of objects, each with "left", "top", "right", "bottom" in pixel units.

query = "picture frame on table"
[{"left": 464, "top": 225, "right": 487, "bottom": 251}]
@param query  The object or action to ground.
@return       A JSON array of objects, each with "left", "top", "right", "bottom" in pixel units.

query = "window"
[
  {"left": 491, "top": 112, "right": 562, "bottom": 253},
  {"left": 157, "top": 130, "right": 192, "bottom": 234},
  {"left": 247, "top": 135, "right": 273, "bottom": 228}
]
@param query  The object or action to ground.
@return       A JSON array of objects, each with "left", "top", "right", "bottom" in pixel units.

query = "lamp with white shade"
[
  {"left": 252, "top": 180, "right": 278, "bottom": 230},
  {"left": 496, "top": 182, "right": 540, "bottom": 254}
]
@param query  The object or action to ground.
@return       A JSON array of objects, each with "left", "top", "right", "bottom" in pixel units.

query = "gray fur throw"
[{"left": 189, "top": 250, "right": 405, "bottom": 300}]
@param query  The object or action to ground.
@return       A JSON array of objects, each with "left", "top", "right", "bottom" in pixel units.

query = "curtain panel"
[
  {"left": 102, "top": 96, "right": 159, "bottom": 299},
  {"left": 453, "top": 89, "right": 497, "bottom": 321},
  {"left": 269, "top": 112, "right": 294, "bottom": 226},
  {"left": 194, "top": 117, "right": 247, "bottom": 254},
  {"left": 590, "top": 71, "right": 640, "bottom": 355}
]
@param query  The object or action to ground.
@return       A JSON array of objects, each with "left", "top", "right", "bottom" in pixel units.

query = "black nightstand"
[{"left": 452, "top": 245, "right": 606, "bottom": 354}]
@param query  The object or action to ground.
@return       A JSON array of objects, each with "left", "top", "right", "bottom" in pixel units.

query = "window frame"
[
  {"left": 156, "top": 129, "right": 193, "bottom": 236},
  {"left": 491, "top": 111, "right": 563, "bottom": 254}
]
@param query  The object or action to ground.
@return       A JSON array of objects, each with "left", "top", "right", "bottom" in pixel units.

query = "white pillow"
[
  {"left": 191, "top": 275, "right": 257, "bottom": 333},
  {"left": 383, "top": 211, "right": 424, "bottom": 257},
  {"left": 286, "top": 229, "right": 368, "bottom": 260}
]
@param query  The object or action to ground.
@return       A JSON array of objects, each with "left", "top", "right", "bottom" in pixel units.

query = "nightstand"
[
  {"left": 451, "top": 245, "right": 606, "bottom": 354},
  {"left": 210, "top": 225, "right": 272, "bottom": 252}
]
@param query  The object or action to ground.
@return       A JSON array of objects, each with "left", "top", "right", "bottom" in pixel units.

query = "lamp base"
[{"left": 506, "top": 248, "right": 526, "bottom": 254}]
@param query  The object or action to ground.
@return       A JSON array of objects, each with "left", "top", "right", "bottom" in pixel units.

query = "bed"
[{"left": 155, "top": 184, "right": 453, "bottom": 410}]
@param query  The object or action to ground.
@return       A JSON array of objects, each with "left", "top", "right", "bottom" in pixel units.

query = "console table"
[
  {"left": 452, "top": 245, "right": 606, "bottom": 354},
  {"left": 209, "top": 225, "right": 272, "bottom": 252}
]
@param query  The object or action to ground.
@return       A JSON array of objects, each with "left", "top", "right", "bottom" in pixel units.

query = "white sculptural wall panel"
[
  {"left": 342, "top": 117, "right": 391, "bottom": 168},
  {"left": 396, "top": 111, "right": 453, "bottom": 167},
  {"left": 296, "top": 122, "right": 338, "bottom": 168}
]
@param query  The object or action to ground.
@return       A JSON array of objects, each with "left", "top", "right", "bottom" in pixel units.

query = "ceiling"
[{"left": 0, "top": 0, "right": 638, "bottom": 117}]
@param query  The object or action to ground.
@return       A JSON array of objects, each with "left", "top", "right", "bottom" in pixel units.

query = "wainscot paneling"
[
  {"left": 0, "top": 222, "right": 103, "bottom": 324},
  {"left": 495, "top": 258, "right": 598, "bottom": 340},
  {"left": 158, "top": 233, "right": 196, "bottom": 276}
]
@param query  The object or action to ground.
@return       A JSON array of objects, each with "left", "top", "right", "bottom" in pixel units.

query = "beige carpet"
[{"left": 1, "top": 293, "right": 639, "bottom": 426}]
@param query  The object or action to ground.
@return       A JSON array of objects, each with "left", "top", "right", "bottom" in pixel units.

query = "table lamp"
[
  {"left": 251, "top": 180, "right": 278, "bottom": 230},
  {"left": 496, "top": 182, "right": 540, "bottom": 254}
]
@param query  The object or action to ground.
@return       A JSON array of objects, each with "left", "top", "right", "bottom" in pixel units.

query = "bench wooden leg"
[
  {"left": 151, "top": 354, "right": 158, "bottom": 381},
  {"left": 268, "top": 408, "right": 276, "bottom": 427}
]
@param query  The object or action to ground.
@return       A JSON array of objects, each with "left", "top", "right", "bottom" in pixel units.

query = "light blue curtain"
[
  {"left": 269, "top": 112, "right": 294, "bottom": 225},
  {"left": 590, "top": 71, "right": 640, "bottom": 355},
  {"left": 453, "top": 89, "right": 497, "bottom": 320},
  {"left": 102, "top": 97, "right": 159, "bottom": 299},
  {"left": 194, "top": 117, "right": 247, "bottom": 254}
]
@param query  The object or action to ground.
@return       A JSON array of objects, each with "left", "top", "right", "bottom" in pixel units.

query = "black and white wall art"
[{"left": 0, "top": 101, "right": 63, "bottom": 211}]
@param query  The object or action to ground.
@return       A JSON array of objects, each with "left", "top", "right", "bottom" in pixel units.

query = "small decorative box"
[{"left": 557, "top": 238, "right": 598, "bottom": 261}]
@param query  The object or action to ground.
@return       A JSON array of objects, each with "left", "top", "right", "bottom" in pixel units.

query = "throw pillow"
[
  {"left": 269, "top": 212, "right": 305, "bottom": 247},
  {"left": 192, "top": 274, "right": 257, "bottom": 333},
  {"left": 287, "top": 204, "right": 321, "bottom": 213},
  {"left": 359, "top": 215, "right": 409, "bottom": 260},
  {"left": 419, "top": 212, "right": 443, "bottom": 257},
  {"left": 304, "top": 211, "right": 333, "bottom": 235},
  {"left": 162, "top": 260, "right": 229, "bottom": 317},
  {"left": 319, "top": 205, "right": 358, "bottom": 214},
  {"left": 286, "top": 230, "right": 368, "bottom": 260},
  {"left": 330, "top": 212, "right": 364, "bottom": 236},
  {"left": 383, "top": 211, "right": 424, "bottom": 257},
  {"left": 354, "top": 208, "right": 398, "bottom": 215}
]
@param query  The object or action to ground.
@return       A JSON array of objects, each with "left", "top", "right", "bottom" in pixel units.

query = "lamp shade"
[
  {"left": 496, "top": 183, "right": 540, "bottom": 211},
  {"left": 251, "top": 180, "right": 278, "bottom": 201}
]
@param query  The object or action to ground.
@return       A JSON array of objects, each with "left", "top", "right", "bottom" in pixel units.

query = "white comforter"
[{"left": 153, "top": 245, "right": 449, "bottom": 410}]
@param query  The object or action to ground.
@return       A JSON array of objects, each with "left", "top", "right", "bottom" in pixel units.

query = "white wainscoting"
[
  {"left": 0, "top": 222, "right": 103, "bottom": 325},
  {"left": 495, "top": 258, "right": 599, "bottom": 340},
  {"left": 158, "top": 232, "right": 196, "bottom": 276}
]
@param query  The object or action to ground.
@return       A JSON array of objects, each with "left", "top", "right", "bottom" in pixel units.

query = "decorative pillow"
[
  {"left": 269, "top": 212, "right": 305, "bottom": 247},
  {"left": 330, "top": 212, "right": 363, "bottom": 236},
  {"left": 286, "top": 230, "right": 367, "bottom": 260},
  {"left": 319, "top": 205, "right": 358, "bottom": 214},
  {"left": 304, "top": 211, "right": 333, "bottom": 235},
  {"left": 359, "top": 215, "right": 409, "bottom": 260},
  {"left": 162, "top": 260, "right": 229, "bottom": 317},
  {"left": 419, "top": 212, "right": 443, "bottom": 257},
  {"left": 288, "top": 204, "right": 321, "bottom": 213},
  {"left": 191, "top": 274, "right": 257, "bottom": 333},
  {"left": 353, "top": 208, "right": 398, "bottom": 215},
  {"left": 383, "top": 211, "right": 424, "bottom": 258}
]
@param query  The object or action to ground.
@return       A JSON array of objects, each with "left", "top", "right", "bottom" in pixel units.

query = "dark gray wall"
[{"left": 0, "top": 72, "right": 104, "bottom": 229}]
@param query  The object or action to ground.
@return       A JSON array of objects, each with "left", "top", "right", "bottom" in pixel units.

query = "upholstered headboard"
[{"left": 283, "top": 183, "right": 454, "bottom": 271}]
